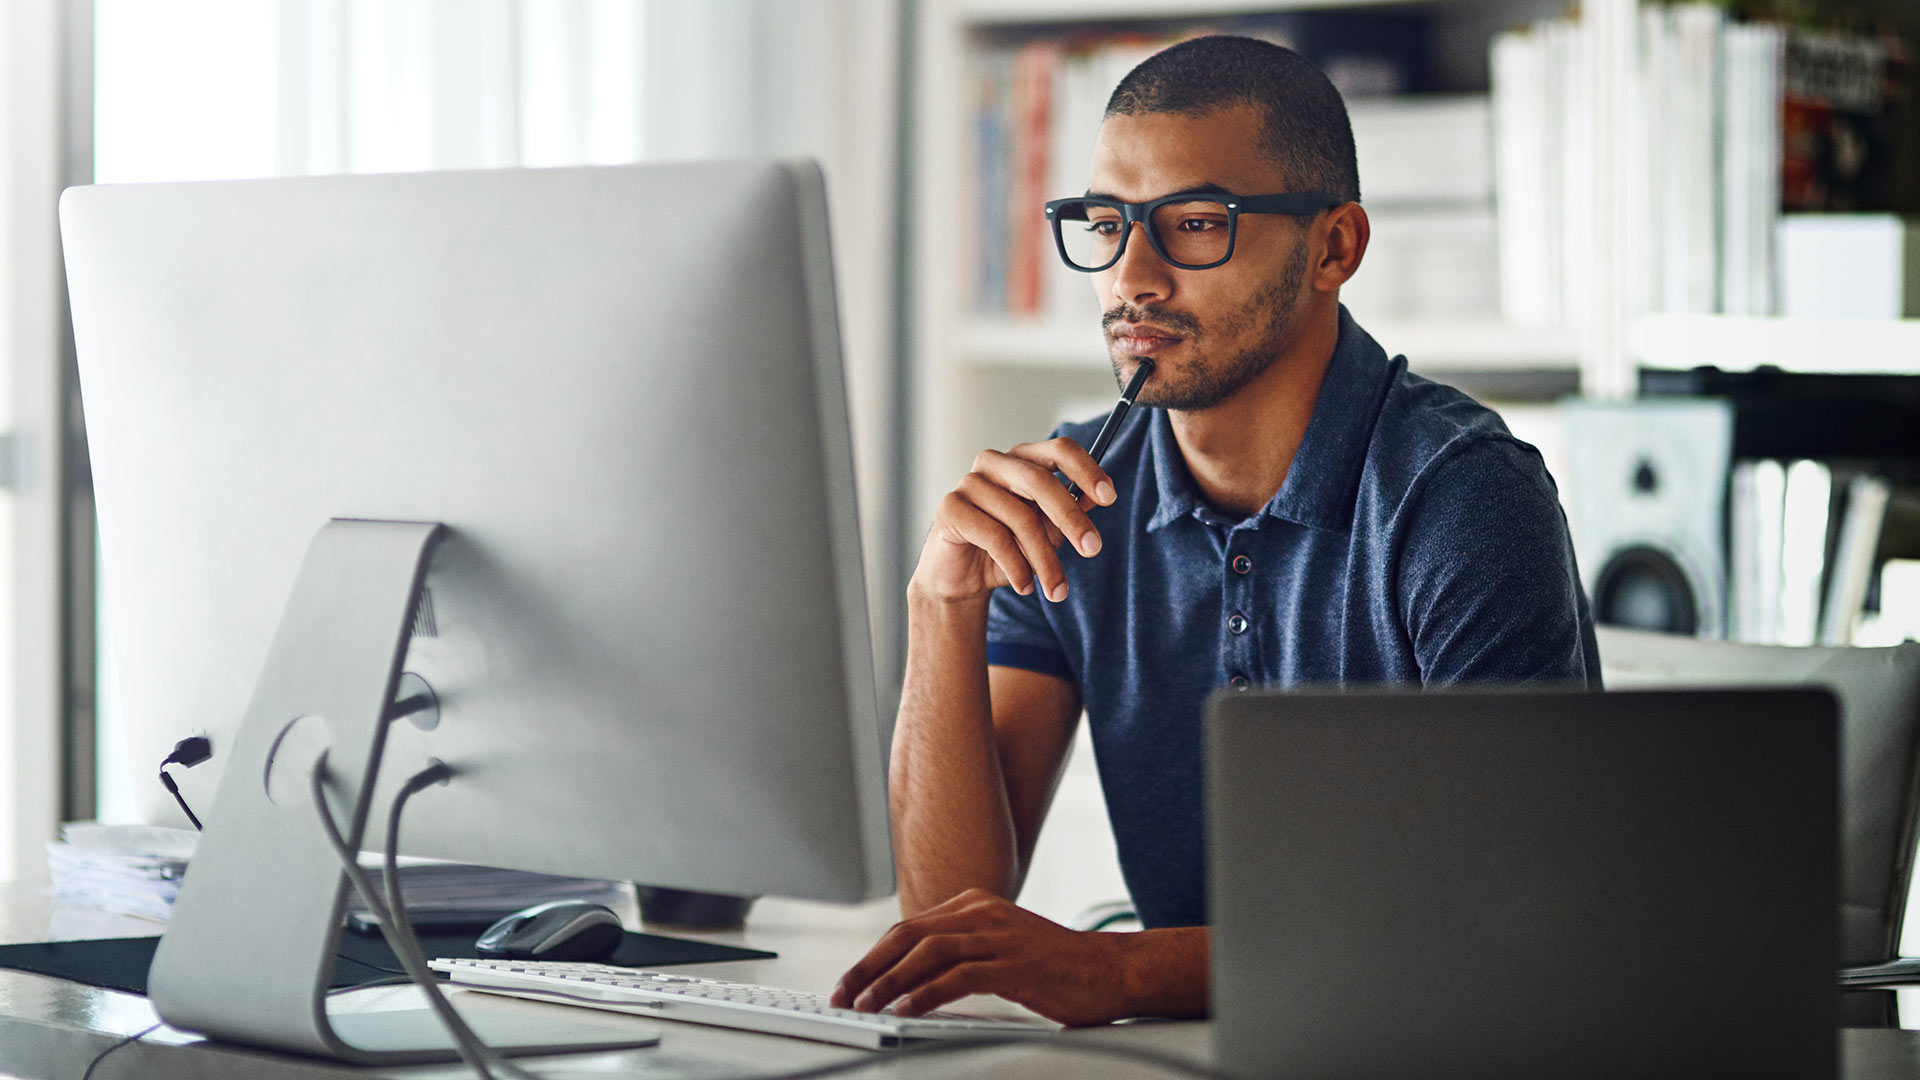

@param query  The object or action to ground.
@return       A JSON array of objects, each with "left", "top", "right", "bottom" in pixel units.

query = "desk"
[
  {"left": 0, "top": 883, "right": 1211, "bottom": 1079},
  {"left": 4, "top": 884, "right": 1920, "bottom": 1080}
]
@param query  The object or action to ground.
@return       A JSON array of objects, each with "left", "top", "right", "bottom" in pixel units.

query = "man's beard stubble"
[{"left": 1103, "top": 238, "right": 1310, "bottom": 412}]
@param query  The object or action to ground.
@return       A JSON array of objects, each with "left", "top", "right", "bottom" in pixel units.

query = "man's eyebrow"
[{"left": 1081, "top": 182, "right": 1237, "bottom": 201}]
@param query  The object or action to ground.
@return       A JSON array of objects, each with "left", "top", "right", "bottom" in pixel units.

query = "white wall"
[{"left": 0, "top": 0, "right": 74, "bottom": 884}]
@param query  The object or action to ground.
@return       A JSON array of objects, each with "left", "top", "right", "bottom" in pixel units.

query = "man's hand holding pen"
[
  {"left": 910, "top": 360, "right": 1152, "bottom": 607},
  {"left": 912, "top": 437, "right": 1116, "bottom": 607}
]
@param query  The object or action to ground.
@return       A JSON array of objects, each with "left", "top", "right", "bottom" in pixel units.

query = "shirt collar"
[{"left": 1143, "top": 305, "right": 1393, "bottom": 535}]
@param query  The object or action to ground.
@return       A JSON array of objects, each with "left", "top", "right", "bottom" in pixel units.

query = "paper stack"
[
  {"left": 47, "top": 822, "right": 629, "bottom": 924},
  {"left": 46, "top": 823, "right": 193, "bottom": 922}
]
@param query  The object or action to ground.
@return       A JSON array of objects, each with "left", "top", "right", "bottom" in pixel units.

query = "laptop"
[{"left": 1207, "top": 687, "right": 1838, "bottom": 1080}]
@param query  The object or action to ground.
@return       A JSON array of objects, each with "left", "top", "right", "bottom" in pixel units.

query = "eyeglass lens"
[{"left": 1058, "top": 198, "right": 1232, "bottom": 270}]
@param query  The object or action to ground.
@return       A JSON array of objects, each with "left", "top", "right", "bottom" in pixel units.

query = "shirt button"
[
  {"left": 1227, "top": 613, "right": 1250, "bottom": 635},
  {"left": 1228, "top": 674, "right": 1250, "bottom": 692},
  {"left": 1231, "top": 554, "right": 1252, "bottom": 575}
]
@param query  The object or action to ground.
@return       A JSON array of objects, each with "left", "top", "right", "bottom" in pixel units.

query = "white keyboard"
[{"left": 429, "top": 957, "right": 1056, "bottom": 1050}]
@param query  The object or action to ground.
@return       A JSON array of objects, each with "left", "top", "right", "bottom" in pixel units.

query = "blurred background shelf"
[{"left": 1633, "top": 315, "right": 1920, "bottom": 376}]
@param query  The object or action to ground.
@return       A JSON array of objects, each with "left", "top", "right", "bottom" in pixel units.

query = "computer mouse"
[{"left": 474, "top": 900, "right": 625, "bottom": 962}]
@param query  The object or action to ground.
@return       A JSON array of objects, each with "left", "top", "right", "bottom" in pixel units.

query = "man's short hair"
[{"left": 1106, "top": 35, "right": 1361, "bottom": 205}]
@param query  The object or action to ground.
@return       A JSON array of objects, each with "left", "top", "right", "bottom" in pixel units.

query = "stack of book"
[
  {"left": 1728, "top": 461, "right": 1894, "bottom": 645},
  {"left": 46, "top": 822, "right": 630, "bottom": 924},
  {"left": 1338, "top": 94, "right": 1500, "bottom": 326},
  {"left": 971, "top": 31, "right": 1169, "bottom": 326},
  {"left": 1493, "top": 9, "right": 1901, "bottom": 326}
]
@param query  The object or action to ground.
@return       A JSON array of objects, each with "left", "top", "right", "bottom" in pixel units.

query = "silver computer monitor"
[{"left": 60, "top": 159, "right": 892, "bottom": 1061}]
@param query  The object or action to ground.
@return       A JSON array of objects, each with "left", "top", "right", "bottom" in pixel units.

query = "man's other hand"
[{"left": 829, "top": 888, "right": 1144, "bottom": 1027}]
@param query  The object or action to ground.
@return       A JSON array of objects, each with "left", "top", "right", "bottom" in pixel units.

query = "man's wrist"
[
  {"left": 1114, "top": 926, "right": 1210, "bottom": 1019},
  {"left": 906, "top": 579, "right": 993, "bottom": 623}
]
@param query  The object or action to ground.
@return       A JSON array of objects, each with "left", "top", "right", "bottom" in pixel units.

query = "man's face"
[{"left": 1085, "top": 104, "right": 1313, "bottom": 412}]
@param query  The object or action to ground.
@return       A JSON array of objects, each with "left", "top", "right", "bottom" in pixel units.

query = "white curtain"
[
  {"left": 263, "top": 0, "right": 900, "bottom": 548},
  {"left": 90, "top": 0, "right": 901, "bottom": 824}
]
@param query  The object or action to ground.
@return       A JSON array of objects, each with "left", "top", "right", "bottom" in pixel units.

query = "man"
[{"left": 830, "top": 34, "right": 1598, "bottom": 1026}]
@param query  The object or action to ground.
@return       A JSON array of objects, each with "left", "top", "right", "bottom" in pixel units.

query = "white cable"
[
  {"left": 380, "top": 762, "right": 549, "bottom": 1080},
  {"left": 308, "top": 752, "right": 542, "bottom": 1080}
]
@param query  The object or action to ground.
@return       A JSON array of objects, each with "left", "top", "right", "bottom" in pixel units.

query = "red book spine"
[{"left": 1009, "top": 42, "right": 1058, "bottom": 318}]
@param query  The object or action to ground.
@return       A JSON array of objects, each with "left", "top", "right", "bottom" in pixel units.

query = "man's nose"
[{"left": 1109, "top": 220, "right": 1172, "bottom": 307}]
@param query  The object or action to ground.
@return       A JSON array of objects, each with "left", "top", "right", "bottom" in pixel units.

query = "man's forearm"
[{"left": 889, "top": 586, "right": 1019, "bottom": 914}]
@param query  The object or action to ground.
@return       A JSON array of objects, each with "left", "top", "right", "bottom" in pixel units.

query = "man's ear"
[{"left": 1312, "top": 203, "right": 1369, "bottom": 294}]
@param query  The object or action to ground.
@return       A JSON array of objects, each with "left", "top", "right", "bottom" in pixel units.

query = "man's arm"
[
  {"left": 884, "top": 438, "right": 1111, "bottom": 912},
  {"left": 1398, "top": 439, "right": 1596, "bottom": 684},
  {"left": 889, "top": 592, "right": 1081, "bottom": 912},
  {"left": 834, "top": 438, "right": 1210, "bottom": 1025}
]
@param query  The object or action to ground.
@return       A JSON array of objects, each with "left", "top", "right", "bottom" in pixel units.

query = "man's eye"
[
  {"left": 1085, "top": 220, "right": 1121, "bottom": 236},
  {"left": 1174, "top": 217, "right": 1227, "bottom": 233}
]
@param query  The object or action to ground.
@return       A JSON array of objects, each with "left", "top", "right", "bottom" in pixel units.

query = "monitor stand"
[{"left": 145, "top": 519, "right": 660, "bottom": 1064}]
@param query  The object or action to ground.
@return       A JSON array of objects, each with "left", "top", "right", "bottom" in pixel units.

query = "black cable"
[
  {"left": 75, "top": 978, "right": 418, "bottom": 1080},
  {"left": 335, "top": 952, "right": 408, "bottom": 977},
  {"left": 78, "top": 1021, "right": 163, "bottom": 1080},
  {"left": 151, "top": 737, "right": 399, "bottom": 977},
  {"left": 157, "top": 736, "right": 211, "bottom": 832},
  {"left": 156, "top": 770, "right": 200, "bottom": 831}
]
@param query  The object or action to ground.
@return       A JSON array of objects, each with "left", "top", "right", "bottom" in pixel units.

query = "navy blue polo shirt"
[{"left": 985, "top": 305, "right": 1600, "bottom": 930}]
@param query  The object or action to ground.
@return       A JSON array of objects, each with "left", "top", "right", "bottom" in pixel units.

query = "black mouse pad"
[{"left": 0, "top": 930, "right": 776, "bottom": 998}]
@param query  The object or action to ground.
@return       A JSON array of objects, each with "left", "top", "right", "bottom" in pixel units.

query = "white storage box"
[{"left": 1776, "top": 214, "right": 1920, "bottom": 318}]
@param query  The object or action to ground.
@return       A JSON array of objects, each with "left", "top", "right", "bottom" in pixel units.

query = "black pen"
[{"left": 1067, "top": 359, "right": 1154, "bottom": 503}]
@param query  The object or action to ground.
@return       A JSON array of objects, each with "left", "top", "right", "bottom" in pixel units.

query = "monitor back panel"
[
  {"left": 60, "top": 161, "right": 891, "bottom": 902},
  {"left": 1207, "top": 688, "right": 1837, "bottom": 1080}
]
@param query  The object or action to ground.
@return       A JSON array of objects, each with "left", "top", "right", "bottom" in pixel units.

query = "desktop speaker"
[{"left": 1562, "top": 400, "right": 1733, "bottom": 637}]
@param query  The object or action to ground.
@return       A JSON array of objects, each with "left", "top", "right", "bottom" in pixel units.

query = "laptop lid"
[{"left": 1207, "top": 688, "right": 1837, "bottom": 1080}]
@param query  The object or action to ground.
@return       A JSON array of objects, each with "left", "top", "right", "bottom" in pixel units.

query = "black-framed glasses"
[{"left": 1044, "top": 191, "right": 1340, "bottom": 272}]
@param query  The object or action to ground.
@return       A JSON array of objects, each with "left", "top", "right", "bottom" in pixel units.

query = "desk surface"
[
  {"left": 3, "top": 883, "right": 1919, "bottom": 1080},
  {"left": 0, "top": 882, "right": 1211, "bottom": 1079}
]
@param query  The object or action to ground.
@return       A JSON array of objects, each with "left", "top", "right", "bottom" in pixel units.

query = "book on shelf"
[
  {"left": 1782, "top": 31, "right": 1900, "bottom": 213},
  {"left": 1729, "top": 459, "right": 1786, "bottom": 645},
  {"left": 1821, "top": 474, "right": 1893, "bottom": 645},
  {"left": 1778, "top": 458, "right": 1833, "bottom": 647},
  {"left": 1491, "top": 30, "right": 1555, "bottom": 326}
]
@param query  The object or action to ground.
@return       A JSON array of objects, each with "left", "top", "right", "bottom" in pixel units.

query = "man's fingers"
[
  {"left": 972, "top": 450, "right": 1105, "bottom": 560},
  {"left": 934, "top": 492, "right": 1033, "bottom": 595},
  {"left": 830, "top": 896, "right": 1002, "bottom": 1008},
  {"left": 849, "top": 933, "right": 993, "bottom": 1014},
  {"left": 896, "top": 960, "right": 1002, "bottom": 1018},
  {"left": 832, "top": 915, "right": 947, "bottom": 1008},
  {"left": 955, "top": 475, "right": 1070, "bottom": 601},
  {"left": 1010, "top": 438, "right": 1116, "bottom": 507}
]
